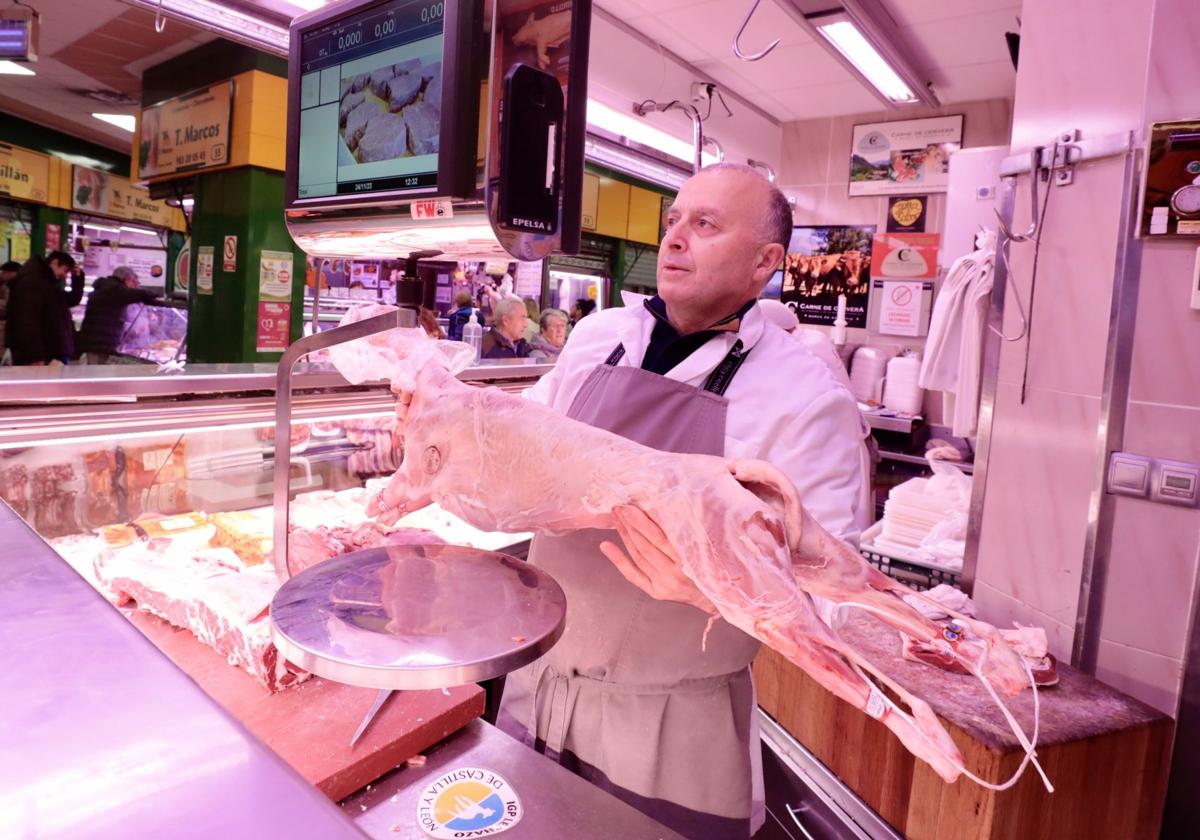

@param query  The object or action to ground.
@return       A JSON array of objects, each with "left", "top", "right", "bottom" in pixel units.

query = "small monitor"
[{"left": 285, "top": 0, "right": 480, "bottom": 210}]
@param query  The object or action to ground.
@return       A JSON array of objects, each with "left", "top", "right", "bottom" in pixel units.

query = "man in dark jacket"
[
  {"left": 77, "top": 266, "right": 163, "bottom": 363},
  {"left": 6, "top": 251, "right": 84, "bottom": 365},
  {"left": 480, "top": 296, "right": 532, "bottom": 359},
  {"left": 0, "top": 260, "right": 19, "bottom": 361}
]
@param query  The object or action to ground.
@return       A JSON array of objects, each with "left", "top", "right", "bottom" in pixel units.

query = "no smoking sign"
[
  {"left": 890, "top": 285, "right": 913, "bottom": 306},
  {"left": 223, "top": 235, "right": 237, "bottom": 272}
]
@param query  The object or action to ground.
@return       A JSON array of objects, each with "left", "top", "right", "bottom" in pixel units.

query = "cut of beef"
[
  {"left": 356, "top": 113, "right": 410, "bottom": 162},
  {"left": 386, "top": 72, "right": 423, "bottom": 112},
  {"left": 423, "top": 75, "right": 442, "bottom": 110},
  {"left": 350, "top": 72, "right": 371, "bottom": 93},
  {"left": 369, "top": 67, "right": 395, "bottom": 98},
  {"left": 343, "top": 100, "right": 378, "bottom": 150},
  {"left": 0, "top": 464, "right": 29, "bottom": 518},
  {"left": 402, "top": 101, "right": 439, "bottom": 155},
  {"left": 96, "top": 544, "right": 307, "bottom": 692},
  {"left": 339, "top": 91, "right": 366, "bottom": 125},
  {"left": 288, "top": 521, "right": 444, "bottom": 573},
  {"left": 83, "top": 450, "right": 119, "bottom": 527},
  {"left": 392, "top": 58, "right": 421, "bottom": 76},
  {"left": 32, "top": 464, "right": 79, "bottom": 538}
]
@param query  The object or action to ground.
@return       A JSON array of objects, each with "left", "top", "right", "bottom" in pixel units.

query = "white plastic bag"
[{"left": 327, "top": 304, "right": 475, "bottom": 391}]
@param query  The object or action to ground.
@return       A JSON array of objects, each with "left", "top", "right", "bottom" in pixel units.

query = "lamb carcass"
[{"left": 327, "top": 307, "right": 1043, "bottom": 787}]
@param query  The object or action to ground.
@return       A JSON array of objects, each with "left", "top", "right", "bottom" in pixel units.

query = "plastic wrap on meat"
[
  {"left": 402, "top": 101, "right": 439, "bottom": 155},
  {"left": 0, "top": 464, "right": 29, "bottom": 518},
  {"left": 339, "top": 90, "right": 366, "bottom": 125},
  {"left": 96, "top": 545, "right": 307, "bottom": 691},
  {"left": 32, "top": 464, "right": 79, "bottom": 538},
  {"left": 386, "top": 72, "right": 423, "bottom": 112},
  {"left": 356, "top": 113, "right": 410, "bottom": 163},
  {"left": 83, "top": 451, "right": 120, "bottom": 528},
  {"left": 123, "top": 441, "right": 189, "bottom": 518},
  {"left": 329, "top": 306, "right": 1046, "bottom": 788}
]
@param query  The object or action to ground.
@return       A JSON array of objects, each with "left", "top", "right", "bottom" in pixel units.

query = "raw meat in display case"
[{"left": 116, "top": 303, "right": 186, "bottom": 364}]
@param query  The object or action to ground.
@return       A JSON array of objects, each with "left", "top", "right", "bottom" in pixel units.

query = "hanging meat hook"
[{"left": 732, "top": 0, "right": 781, "bottom": 61}]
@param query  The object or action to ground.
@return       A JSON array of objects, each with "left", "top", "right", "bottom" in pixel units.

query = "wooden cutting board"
[
  {"left": 130, "top": 611, "right": 485, "bottom": 801},
  {"left": 753, "top": 612, "right": 1173, "bottom": 839}
]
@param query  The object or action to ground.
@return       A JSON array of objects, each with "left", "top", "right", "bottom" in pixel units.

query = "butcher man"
[{"left": 494, "top": 163, "right": 870, "bottom": 839}]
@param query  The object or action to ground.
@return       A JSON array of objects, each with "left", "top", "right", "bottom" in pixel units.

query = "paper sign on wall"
[
  {"left": 870, "top": 233, "right": 940, "bottom": 280},
  {"left": 196, "top": 246, "right": 214, "bottom": 294},
  {"left": 258, "top": 250, "right": 294, "bottom": 301},
  {"left": 11, "top": 233, "right": 31, "bottom": 261},
  {"left": 256, "top": 301, "right": 291, "bottom": 353},
  {"left": 45, "top": 223, "right": 60, "bottom": 252},
  {"left": 223, "top": 235, "right": 237, "bottom": 272},
  {"left": 878, "top": 281, "right": 924, "bottom": 336}
]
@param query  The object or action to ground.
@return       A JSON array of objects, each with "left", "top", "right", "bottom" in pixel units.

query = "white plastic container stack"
[
  {"left": 883, "top": 352, "right": 923, "bottom": 415},
  {"left": 849, "top": 346, "right": 891, "bottom": 404}
]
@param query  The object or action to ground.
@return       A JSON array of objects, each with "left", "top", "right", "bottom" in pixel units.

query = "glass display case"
[{"left": 115, "top": 301, "right": 188, "bottom": 364}]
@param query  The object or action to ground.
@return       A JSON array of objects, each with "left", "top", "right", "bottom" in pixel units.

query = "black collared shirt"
[{"left": 639, "top": 296, "right": 755, "bottom": 376}]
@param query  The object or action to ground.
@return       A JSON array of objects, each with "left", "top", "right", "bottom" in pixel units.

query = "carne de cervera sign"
[{"left": 138, "top": 81, "right": 233, "bottom": 180}]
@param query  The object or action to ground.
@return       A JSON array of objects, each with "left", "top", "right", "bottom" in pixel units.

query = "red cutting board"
[{"left": 130, "top": 612, "right": 485, "bottom": 801}]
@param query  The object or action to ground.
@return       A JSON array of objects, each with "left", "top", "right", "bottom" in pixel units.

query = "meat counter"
[{"left": 0, "top": 359, "right": 666, "bottom": 837}]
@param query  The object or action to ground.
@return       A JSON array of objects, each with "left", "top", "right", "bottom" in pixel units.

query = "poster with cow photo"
[{"left": 781, "top": 225, "right": 875, "bottom": 328}]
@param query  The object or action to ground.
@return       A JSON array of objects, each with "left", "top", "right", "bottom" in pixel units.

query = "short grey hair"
[
  {"left": 112, "top": 265, "right": 137, "bottom": 281},
  {"left": 539, "top": 308, "right": 568, "bottom": 331},
  {"left": 700, "top": 162, "right": 792, "bottom": 251},
  {"left": 493, "top": 296, "right": 526, "bottom": 324}
]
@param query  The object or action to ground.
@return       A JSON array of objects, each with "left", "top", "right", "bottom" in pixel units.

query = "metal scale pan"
[{"left": 271, "top": 544, "right": 566, "bottom": 690}]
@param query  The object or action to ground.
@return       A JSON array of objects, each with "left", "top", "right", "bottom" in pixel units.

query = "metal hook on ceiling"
[
  {"left": 732, "top": 0, "right": 781, "bottom": 62},
  {"left": 155, "top": 0, "right": 167, "bottom": 33}
]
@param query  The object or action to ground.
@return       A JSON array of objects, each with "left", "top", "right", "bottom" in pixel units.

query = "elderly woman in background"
[{"left": 529, "top": 307, "right": 568, "bottom": 361}]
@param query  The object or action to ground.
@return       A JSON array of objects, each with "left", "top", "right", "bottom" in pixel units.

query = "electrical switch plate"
[
  {"left": 1191, "top": 247, "right": 1200, "bottom": 310},
  {"left": 1151, "top": 459, "right": 1200, "bottom": 507},
  {"left": 1107, "top": 452, "right": 1151, "bottom": 497}
]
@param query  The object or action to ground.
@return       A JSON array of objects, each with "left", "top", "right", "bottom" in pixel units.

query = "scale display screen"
[{"left": 295, "top": 0, "right": 446, "bottom": 201}]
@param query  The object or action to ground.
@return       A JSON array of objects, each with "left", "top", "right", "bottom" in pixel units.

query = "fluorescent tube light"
[
  {"left": 93, "top": 113, "right": 136, "bottom": 132},
  {"left": 586, "top": 99, "right": 718, "bottom": 168},
  {"left": 814, "top": 19, "right": 916, "bottom": 103},
  {"left": 119, "top": 225, "right": 160, "bottom": 236},
  {"left": 0, "top": 60, "right": 34, "bottom": 75}
]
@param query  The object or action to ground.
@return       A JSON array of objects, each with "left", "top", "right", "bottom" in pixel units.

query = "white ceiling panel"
[
  {"left": 614, "top": 13, "right": 711, "bottom": 63},
  {"left": 770, "top": 80, "right": 886, "bottom": 120},
  {"left": 900, "top": 8, "right": 1022, "bottom": 70},
  {"left": 725, "top": 42, "right": 855, "bottom": 92},
  {"left": 656, "top": 0, "right": 810, "bottom": 61},
  {"left": 930, "top": 60, "right": 1018, "bottom": 104},
  {"left": 884, "top": 0, "right": 1023, "bottom": 28}
]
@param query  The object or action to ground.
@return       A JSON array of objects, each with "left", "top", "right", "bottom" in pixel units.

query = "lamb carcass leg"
[{"left": 335, "top": 323, "right": 1026, "bottom": 783}]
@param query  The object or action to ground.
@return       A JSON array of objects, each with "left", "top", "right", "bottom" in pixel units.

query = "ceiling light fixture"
[
  {"left": 780, "top": 2, "right": 938, "bottom": 109},
  {"left": 814, "top": 18, "right": 916, "bottom": 103},
  {"left": 0, "top": 59, "right": 34, "bottom": 75},
  {"left": 92, "top": 113, "right": 136, "bottom": 132},
  {"left": 119, "top": 225, "right": 160, "bottom": 236},
  {"left": 586, "top": 99, "right": 718, "bottom": 170}
]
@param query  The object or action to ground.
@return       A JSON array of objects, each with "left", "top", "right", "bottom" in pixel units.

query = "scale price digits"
[
  {"left": 420, "top": 2, "right": 444, "bottom": 23},
  {"left": 337, "top": 28, "right": 362, "bottom": 50}
]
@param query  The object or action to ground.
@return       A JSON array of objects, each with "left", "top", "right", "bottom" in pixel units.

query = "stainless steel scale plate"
[{"left": 270, "top": 544, "right": 566, "bottom": 690}]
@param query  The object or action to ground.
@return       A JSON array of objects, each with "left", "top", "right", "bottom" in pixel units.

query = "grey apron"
[{"left": 498, "top": 341, "right": 762, "bottom": 840}]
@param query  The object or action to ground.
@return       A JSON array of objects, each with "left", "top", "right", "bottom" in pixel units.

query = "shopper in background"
[
  {"left": 522, "top": 297, "right": 540, "bottom": 342},
  {"left": 528, "top": 308, "right": 568, "bottom": 361},
  {"left": 480, "top": 296, "right": 531, "bottom": 359},
  {"left": 446, "top": 291, "right": 481, "bottom": 341},
  {"left": 417, "top": 305, "right": 445, "bottom": 340},
  {"left": 569, "top": 297, "right": 596, "bottom": 326},
  {"left": 76, "top": 266, "right": 162, "bottom": 364},
  {"left": 0, "top": 260, "right": 19, "bottom": 363},
  {"left": 7, "top": 251, "right": 84, "bottom": 365}
]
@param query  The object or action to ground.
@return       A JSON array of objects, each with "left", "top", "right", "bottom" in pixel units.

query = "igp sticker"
[{"left": 417, "top": 767, "right": 522, "bottom": 838}]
